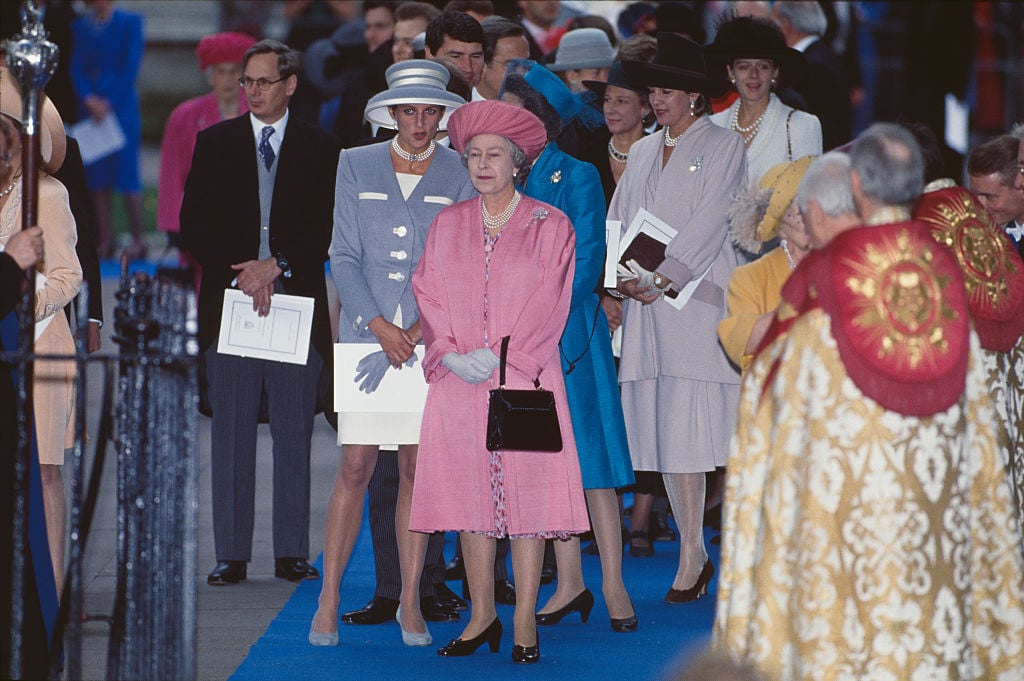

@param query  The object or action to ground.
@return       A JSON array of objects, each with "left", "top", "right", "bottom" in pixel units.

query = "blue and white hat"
[{"left": 364, "top": 59, "right": 467, "bottom": 130}]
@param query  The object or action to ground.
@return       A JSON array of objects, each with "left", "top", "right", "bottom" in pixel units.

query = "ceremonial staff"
[{"left": 3, "top": 1, "right": 58, "bottom": 677}]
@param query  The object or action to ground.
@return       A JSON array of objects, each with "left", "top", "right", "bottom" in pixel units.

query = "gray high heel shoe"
[
  {"left": 396, "top": 605, "right": 432, "bottom": 646},
  {"left": 308, "top": 621, "right": 339, "bottom": 647}
]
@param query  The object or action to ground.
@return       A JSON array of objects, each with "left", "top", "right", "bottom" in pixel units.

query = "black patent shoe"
[
  {"left": 535, "top": 589, "right": 594, "bottom": 625},
  {"left": 437, "top": 617, "right": 502, "bottom": 656},
  {"left": 421, "top": 596, "right": 460, "bottom": 622},
  {"left": 341, "top": 597, "right": 398, "bottom": 624},
  {"left": 494, "top": 579, "right": 517, "bottom": 605},
  {"left": 436, "top": 583, "right": 468, "bottom": 611},
  {"left": 274, "top": 557, "right": 320, "bottom": 581},
  {"left": 511, "top": 639, "right": 540, "bottom": 664},
  {"left": 610, "top": 614, "right": 638, "bottom": 632},
  {"left": 207, "top": 560, "right": 247, "bottom": 585}
]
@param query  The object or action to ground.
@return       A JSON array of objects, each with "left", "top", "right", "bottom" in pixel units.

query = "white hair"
[
  {"left": 774, "top": 1, "right": 827, "bottom": 38},
  {"left": 797, "top": 151, "right": 855, "bottom": 217}
]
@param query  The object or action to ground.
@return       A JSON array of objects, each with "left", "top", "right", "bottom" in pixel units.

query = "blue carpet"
[{"left": 230, "top": 513, "right": 720, "bottom": 681}]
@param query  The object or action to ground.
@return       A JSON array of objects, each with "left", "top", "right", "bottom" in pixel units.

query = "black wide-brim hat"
[
  {"left": 583, "top": 62, "right": 648, "bottom": 99},
  {"left": 704, "top": 16, "right": 806, "bottom": 86},
  {"left": 621, "top": 32, "right": 711, "bottom": 94}
]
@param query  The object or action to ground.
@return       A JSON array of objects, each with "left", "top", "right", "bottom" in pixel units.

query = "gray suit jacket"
[{"left": 330, "top": 141, "right": 476, "bottom": 341}]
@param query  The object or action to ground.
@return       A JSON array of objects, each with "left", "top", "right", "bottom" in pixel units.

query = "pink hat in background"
[{"left": 196, "top": 31, "right": 256, "bottom": 70}]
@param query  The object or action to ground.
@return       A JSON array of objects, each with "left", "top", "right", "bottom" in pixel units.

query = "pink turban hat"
[
  {"left": 447, "top": 100, "right": 547, "bottom": 162},
  {"left": 196, "top": 32, "right": 256, "bottom": 70}
]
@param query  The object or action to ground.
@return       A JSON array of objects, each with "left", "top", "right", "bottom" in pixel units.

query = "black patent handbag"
[{"left": 486, "top": 336, "right": 563, "bottom": 452}]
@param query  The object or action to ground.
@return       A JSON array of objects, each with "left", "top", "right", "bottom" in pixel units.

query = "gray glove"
[
  {"left": 354, "top": 351, "right": 419, "bottom": 394},
  {"left": 355, "top": 350, "right": 390, "bottom": 394},
  {"left": 442, "top": 348, "right": 500, "bottom": 384}
]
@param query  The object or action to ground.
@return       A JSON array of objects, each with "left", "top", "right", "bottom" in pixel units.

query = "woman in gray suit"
[{"left": 309, "top": 60, "right": 474, "bottom": 647}]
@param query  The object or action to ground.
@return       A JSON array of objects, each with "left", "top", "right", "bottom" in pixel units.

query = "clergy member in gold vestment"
[{"left": 714, "top": 125, "right": 1024, "bottom": 680}]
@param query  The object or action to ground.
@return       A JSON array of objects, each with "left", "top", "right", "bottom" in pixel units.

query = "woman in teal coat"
[{"left": 501, "top": 62, "right": 637, "bottom": 632}]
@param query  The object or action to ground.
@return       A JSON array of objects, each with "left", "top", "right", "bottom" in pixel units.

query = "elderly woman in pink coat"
[
  {"left": 158, "top": 32, "right": 254, "bottom": 266},
  {"left": 410, "top": 100, "right": 589, "bottom": 665}
]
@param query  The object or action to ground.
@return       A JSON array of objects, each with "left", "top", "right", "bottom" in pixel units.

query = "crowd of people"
[{"left": 3, "top": 0, "right": 1024, "bottom": 678}]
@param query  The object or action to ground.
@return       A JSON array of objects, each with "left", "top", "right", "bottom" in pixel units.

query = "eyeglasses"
[{"left": 238, "top": 76, "right": 287, "bottom": 91}]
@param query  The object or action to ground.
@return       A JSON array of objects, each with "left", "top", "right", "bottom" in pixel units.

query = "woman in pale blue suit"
[
  {"left": 310, "top": 60, "right": 475, "bottom": 647},
  {"left": 501, "top": 62, "right": 637, "bottom": 632}
]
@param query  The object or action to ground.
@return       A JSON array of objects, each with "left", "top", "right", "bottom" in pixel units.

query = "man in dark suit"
[
  {"left": 773, "top": 0, "right": 851, "bottom": 151},
  {"left": 967, "top": 134, "right": 1024, "bottom": 258},
  {"left": 181, "top": 39, "right": 340, "bottom": 586}
]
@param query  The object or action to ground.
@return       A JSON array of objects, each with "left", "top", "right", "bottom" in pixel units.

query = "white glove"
[
  {"left": 442, "top": 349, "right": 500, "bottom": 384},
  {"left": 625, "top": 259, "right": 663, "bottom": 295}
]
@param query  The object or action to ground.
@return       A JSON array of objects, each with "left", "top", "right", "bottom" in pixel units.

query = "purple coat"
[{"left": 409, "top": 195, "right": 590, "bottom": 536}]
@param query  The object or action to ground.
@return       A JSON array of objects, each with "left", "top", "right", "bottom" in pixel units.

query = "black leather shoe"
[
  {"left": 512, "top": 636, "right": 540, "bottom": 664},
  {"left": 421, "top": 596, "right": 460, "bottom": 622},
  {"left": 274, "top": 557, "right": 320, "bottom": 582},
  {"left": 341, "top": 597, "right": 398, "bottom": 625},
  {"left": 539, "top": 564, "right": 556, "bottom": 585},
  {"left": 436, "top": 583, "right": 468, "bottom": 611},
  {"left": 494, "top": 579, "right": 517, "bottom": 605},
  {"left": 207, "top": 560, "right": 247, "bottom": 585},
  {"left": 437, "top": 617, "right": 502, "bottom": 656},
  {"left": 444, "top": 555, "right": 465, "bottom": 581},
  {"left": 535, "top": 588, "right": 594, "bottom": 625}
]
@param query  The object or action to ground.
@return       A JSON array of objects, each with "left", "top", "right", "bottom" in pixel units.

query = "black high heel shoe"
[
  {"left": 609, "top": 598, "right": 638, "bottom": 632},
  {"left": 437, "top": 617, "right": 502, "bottom": 656},
  {"left": 511, "top": 635, "right": 540, "bottom": 664},
  {"left": 534, "top": 588, "right": 594, "bottom": 625},
  {"left": 664, "top": 559, "right": 714, "bottom": 603}
]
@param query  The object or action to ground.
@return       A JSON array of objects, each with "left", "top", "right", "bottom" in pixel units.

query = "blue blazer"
[{"left": 330, "top": 142, "right": 476, "bottom": 341}]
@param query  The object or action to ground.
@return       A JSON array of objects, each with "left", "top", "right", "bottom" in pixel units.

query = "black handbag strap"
[{"left": 498, "top": 335, "right": 542, "bottom": 389}]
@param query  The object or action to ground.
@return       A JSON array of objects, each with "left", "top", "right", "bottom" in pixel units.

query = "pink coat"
[
  {"left": 157, "top": 92, "right": 246, "bottom": 233},
  {"left": 409, "top": 194, "right": 590, "bottom": 537}
]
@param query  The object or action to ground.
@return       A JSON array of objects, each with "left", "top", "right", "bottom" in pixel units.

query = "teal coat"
[{"left": 523, "top": 144, "right": 634, "bottom": 489}]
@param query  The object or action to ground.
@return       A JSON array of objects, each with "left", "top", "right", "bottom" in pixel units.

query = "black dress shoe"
[
  {"left": 665, "top": 559, "right": 715, "bottom": 603},
  {"left": 494, "top": 579, "right": 517, "bottom": 605},
  {"left": 435, "top": 583, "right": 468, "bottom": 611},
  {"left": 444, "top": 555, "right": 465, "bottom": 581},
  {"left": 341, "top": 597, "right": 399, "bottom": 624},
  {"left": 512, "top": 637, "right": 540, "bottom": 664},
  {"left": 539, "top": 564, "right": 556, "bottom": 585},
  {"left": 421, "top": 596, "right": 460, "bottom": 622},
  {"left": 274, "top": 557, "right": 320, "bottom": 581},
  {"left": 437, "top": 617, "right": 502, "bottom": 656},
  {"left": 207, "top": 560, "right": 247, "bottom": 585},
  {"left": 610, "top": 614, "right": 638, "bottom": 633},
  {"left": 535, "top": 588, "right": 594, "bottom": 626}
]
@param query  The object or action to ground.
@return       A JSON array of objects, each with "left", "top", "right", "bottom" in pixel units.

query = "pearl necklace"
[
  {"left": 781, "top": 239, "right": 798, "bottom": 270},
  {"left": 607, "top": 139, "right": 629, "bottom": 164},
  {"left": 482, "top": 191, "right": 521, "bottom": 231},
  {"left": 0, "top": 179, "right": 17, "bottom": 199},
  {"left": 731, "top": 102, "right": 767, "bottom": 144},
  {"left": 664, "top": 126, "right": 684, "bottom": 148},
  {"left": 391, "top": 136, "right": 436, "bottom": 163}
]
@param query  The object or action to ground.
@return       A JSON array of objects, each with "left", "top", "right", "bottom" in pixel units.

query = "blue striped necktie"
[{"left": 259, "top": 126, "right": 275, "bottom": 169}]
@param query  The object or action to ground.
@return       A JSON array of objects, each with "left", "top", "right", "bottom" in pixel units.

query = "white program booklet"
[
  {"left": 216, "top": 288, "right": 314, "bottom": 365},
  {"left": 67, "top": 113, "right": 126, "bottom": 165},
  {"left": 617, "top": 208, "right": 710, "bottom": 311}
]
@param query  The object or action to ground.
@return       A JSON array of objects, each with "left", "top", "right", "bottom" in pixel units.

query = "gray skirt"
[{"left": 621, "top": 376, "right": 738, "bottom": 474}]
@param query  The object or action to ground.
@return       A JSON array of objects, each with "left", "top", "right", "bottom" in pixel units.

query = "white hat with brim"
[
  {"left": 0, "top": 66, "right": 66, "bottom": 173},
  {"left": 364, "top": 60, "right": 466, "bottom": 130}
]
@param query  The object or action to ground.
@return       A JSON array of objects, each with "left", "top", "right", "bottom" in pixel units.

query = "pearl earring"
[{"left": 689, "top": 97, "right": 697, "bottom": 117}]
